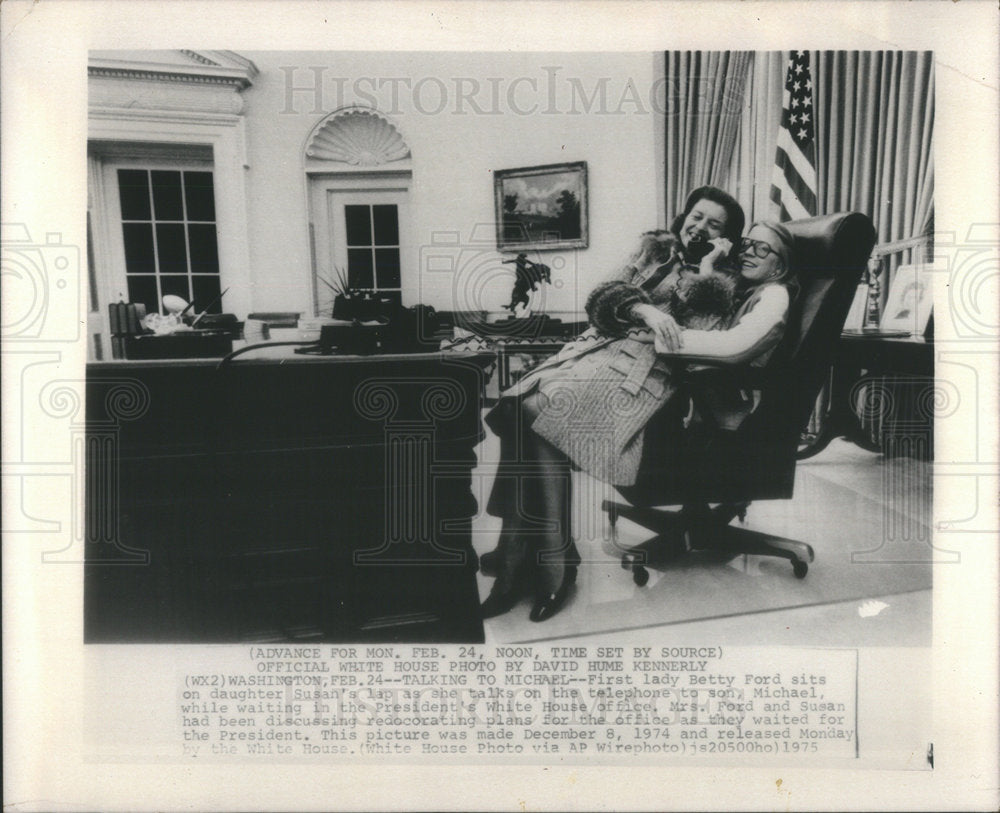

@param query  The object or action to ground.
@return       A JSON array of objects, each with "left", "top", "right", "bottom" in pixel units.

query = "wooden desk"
[
  {"left": 798, "top": 334, "right": 933, "bottom": 459},
  {"left": 84, "top": 350, "right": 494, "bottom": 643}
]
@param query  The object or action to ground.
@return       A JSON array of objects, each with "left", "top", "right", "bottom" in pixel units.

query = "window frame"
[
  {"left": 338, "top": 193, "right": 406, "bottom": 294},
  {"left": 307, "top": 171, "right": 412, "bottom": 316},
  {"left": 100, "top": 158, "right": 222, "bottom": 316},
  {"left": 87, "top": 112, "right": 253, "bottom": 359}
]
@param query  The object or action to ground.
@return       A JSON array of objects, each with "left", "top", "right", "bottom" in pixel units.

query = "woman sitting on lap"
[{"left": 481, "top": 196, "right": 798, "bottom": 624}]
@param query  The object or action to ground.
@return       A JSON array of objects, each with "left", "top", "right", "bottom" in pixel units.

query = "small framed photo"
[
  {"left": 494, "top": 161, "right": 588, "bottom": 251},
  {"left": 880, "top": 264, "right": 934, "bottom": 335}
]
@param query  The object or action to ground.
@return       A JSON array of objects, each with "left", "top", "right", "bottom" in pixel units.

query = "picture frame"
[
  {"left": 494, "top": 161, "right": 588, "bottom": 251},
  {"left": 880, "top": 263, "right": 934, "bottom": 335}
]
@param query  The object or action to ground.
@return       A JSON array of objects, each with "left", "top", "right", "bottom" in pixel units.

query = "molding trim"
[
  {"left": 180, "top": 50, "right": 221, "bottom": 67},
  {"left": 88, "top": 50, "right": 258, "bottom": 89},
  {"left": 305, "top": 106, "right": 411, "bottom": 167},
  {"left": 89, "top": 63, "right": 251, "bottom": 89},
  {"left": 88, "top": 76, "right": 247, "bottom": 116},
  {"left": 88, "top": 106, "right": 244, "bottom": 128}
]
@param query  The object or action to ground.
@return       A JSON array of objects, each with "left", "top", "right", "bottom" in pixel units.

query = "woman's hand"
[
  {"left": 698, "top": 237, "right": 733, "bottom": 274},
  {"left": 631, "top": 303, "right": 682, "bottom": 352}
]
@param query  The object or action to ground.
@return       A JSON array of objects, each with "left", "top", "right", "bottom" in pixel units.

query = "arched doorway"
[{"left": 304, "top": 106, "right": 413, "bottom": 315}]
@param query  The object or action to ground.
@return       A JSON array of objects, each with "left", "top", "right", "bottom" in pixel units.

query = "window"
[
  {"left": 116, "top": 168, "right": 222, "bottom": 314},
  {"left": 310, "top": 183, "right": 410, "bottom": 316},
  {"left": 344, "top": 203, "right": 401, "bottom": 294}
]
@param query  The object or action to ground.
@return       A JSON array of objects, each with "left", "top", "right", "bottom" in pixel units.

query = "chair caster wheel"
[
  {"left": 621, "top": 553, "right": 633, "bottom": 571},
  {"left": 633, "top": 566, "right": 649, "bottom": 587},
  {"left": 793, "top": 560, "right": 808, "bottom": 579}
]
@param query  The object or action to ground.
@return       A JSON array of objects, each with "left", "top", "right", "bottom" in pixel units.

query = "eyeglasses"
[{"left": 740, "top": 237, "right": 779, "bottom": 259}]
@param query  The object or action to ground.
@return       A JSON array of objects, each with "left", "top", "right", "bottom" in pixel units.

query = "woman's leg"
[
  {"left": 481, "top": 392, "right": 580, "bottom": 621},
  {"left": 480, "top": 398, "right": 536, "bottom": 617},
  {"left": 520, "top": 394, "right": 580, "bottom": 622}
]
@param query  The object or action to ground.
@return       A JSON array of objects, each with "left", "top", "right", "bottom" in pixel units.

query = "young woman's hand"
[
  {"left": 698, "top": 237, "right": 733, "bottom": 274},
  {"left": 632, "top": 303, "right": 682, "bottom": 352}
]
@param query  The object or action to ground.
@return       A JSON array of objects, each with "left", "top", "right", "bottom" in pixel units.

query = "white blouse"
[{"left": 656, "top": 283, "right": 790, "bottom": 364}]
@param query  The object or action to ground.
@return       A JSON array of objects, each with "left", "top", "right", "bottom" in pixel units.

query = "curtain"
[
  {"left": 665, "top": 49, "right": 935, "bottom": 295},
  {"left": 813, "top": 50, "right": 935, "bottom": 275},
  {"left": 662, "top": 51, "right": 753, "bottom": 220},
  {"left": 731, "top": 51, "right": 787, "bottom": 225},
  {"left": 675, "top": 50, "right": 936, "bottom": 263}
]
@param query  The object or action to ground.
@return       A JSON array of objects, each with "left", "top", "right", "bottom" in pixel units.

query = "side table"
[{"left": 798, "top": 333, "right": 934, "bottom": 459}]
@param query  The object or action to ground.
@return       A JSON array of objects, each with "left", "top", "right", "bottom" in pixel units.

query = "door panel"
[{"left": 308, "top": 177, "right": 410, "bottom": 316}]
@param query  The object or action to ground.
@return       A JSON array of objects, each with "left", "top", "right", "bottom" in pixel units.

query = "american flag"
[{"left": 769, "top": 51, "right": 817, "bottom": 221}]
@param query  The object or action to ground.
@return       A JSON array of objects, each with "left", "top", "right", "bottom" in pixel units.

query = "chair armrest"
[{"left": 669, "top": 360, "right": 776, "bottom": 391}]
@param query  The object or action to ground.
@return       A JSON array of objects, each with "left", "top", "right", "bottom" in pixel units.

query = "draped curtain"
[
  {"left": 812, "top": 50, "right": 935, "bottom": 272},
  {"left": 730, "top": 51, "right": 787, "bottom": 225},
  {"left": 662, "top": 51, "right": 753, "bottom": 220},
  {"left": 665, "top": 50, "right": 936, "bottom": 272}
]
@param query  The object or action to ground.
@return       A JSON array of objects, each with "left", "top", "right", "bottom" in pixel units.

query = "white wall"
[{"left": 238, "top": 51, "right": 659, "bottom": 317}]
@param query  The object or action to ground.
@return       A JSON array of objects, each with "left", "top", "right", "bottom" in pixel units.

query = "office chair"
[{"left": 603, "top": 212, "right": 877, "bottom": 585}]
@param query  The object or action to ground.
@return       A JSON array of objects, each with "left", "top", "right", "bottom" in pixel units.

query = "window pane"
[
  {"left": 372, "top": 205, "right": 399, "bottom": 245},
  {"left": 374, "top": 248, "right": 401, "bottom": 289},
  {"left": 151, "top": 170, "right": 184, "bottom": 220},
  {"left": 159, "top": 274, "right": 191, "bottom": 302},
  {"left": 122, "top": 223, "right": 155, "bottom": 273},
  {"left": 156, "top": 223, "right": 188, "bottom": 275},
  {"left": 126, "top": 275, "right": 160, "bottom": 313},
  {"left": 344, "top": 205, "right": 371, "bottom": 247},
  {"left": 188, "top": 224, "right": 219, "bottom": 274},
  {"left": 191, "top": 275, "right": 223, "bottom": 313},
  {"left": 118, "top": 170, "right": 151, "bottom": 220},
  {"left": 347, "top": 248, "right": 374, "bottom": 288},
  {"left": 183, "top": 171, "right": 216, "bottom": 221}
]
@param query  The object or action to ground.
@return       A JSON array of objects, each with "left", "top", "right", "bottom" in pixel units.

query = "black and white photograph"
[
  {"left": 81, "top": 47, "right": 936, "bottom": 647},
  {"left": 3, "top": 2, "right": 998, "bottom": 811}
]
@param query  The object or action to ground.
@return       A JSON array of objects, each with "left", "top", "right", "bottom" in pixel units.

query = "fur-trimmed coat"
[{"left": 485, "top": 256, "right": 789, "bottom": 487}]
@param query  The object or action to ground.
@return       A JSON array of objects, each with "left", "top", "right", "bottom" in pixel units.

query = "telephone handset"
[{"left": 682, "top": 236, "right": 715, "bottom": 264}]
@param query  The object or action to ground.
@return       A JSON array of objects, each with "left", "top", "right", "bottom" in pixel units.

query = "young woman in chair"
[{"left": 481, "top": 188, "right": 797, "bottom": 623}]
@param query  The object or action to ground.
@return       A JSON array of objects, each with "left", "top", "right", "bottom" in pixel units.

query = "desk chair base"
[{"left": 602, "top": 500, "right": 814, "bottom": 586}]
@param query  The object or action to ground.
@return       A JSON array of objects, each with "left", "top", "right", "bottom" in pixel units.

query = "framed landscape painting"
[{"left": 494, "top": 161, "right": 588, "bottom": 251}]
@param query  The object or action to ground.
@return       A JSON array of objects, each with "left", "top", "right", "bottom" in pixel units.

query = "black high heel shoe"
[
  {"left": 529, "top": 546, "right": 581, "bottom": 623},
  {"left": 529, "top": 566, "right": 577, "bottom": 623},
  {"left": 480, "top": 581, "right": 523, "bottom": 619}
]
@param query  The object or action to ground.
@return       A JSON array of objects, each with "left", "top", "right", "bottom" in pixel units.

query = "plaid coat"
[{"left": 487, "top": 259, "right": 781, "bottom": 487}]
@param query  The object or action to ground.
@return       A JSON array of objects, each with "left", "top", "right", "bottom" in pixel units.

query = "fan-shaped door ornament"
[{"left": 305, "top": 107, "right": 411, "bottom": 166}]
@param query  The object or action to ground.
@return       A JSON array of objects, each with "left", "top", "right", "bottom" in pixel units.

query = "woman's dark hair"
[{"left": 669, "top": 186, "right": 746, "bottom": 262}]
